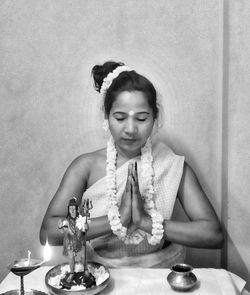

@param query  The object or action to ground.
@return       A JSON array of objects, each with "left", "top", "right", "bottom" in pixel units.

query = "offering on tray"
[{"left": 45, "top": 262, "right": 110, "bottom": 294}]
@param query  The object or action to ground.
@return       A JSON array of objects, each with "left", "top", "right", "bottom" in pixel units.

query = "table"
[{"left": 0, "top": 266, "right": 246, "bottom": 295}]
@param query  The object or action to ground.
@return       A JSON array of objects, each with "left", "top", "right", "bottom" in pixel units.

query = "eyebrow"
[{"left": 113, "top": 111, "right": 150, "bottom": 115}]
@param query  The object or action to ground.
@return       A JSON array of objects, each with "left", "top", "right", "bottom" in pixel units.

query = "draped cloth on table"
[{"left": 83, "top": 141, "right": 186, "bottom": 267}]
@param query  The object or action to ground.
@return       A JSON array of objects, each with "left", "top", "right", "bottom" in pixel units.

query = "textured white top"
[{"left": 83, "top": 141, "right": 185, "bottom": 260}]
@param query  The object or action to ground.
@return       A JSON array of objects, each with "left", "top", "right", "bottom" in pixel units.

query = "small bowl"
[
  {"left": 45, "top": 262, "right": 110, "bottom": 295},
  {"left": 167, "top": 263, "right": 197, "bottom": 291},
  {"left": 8, "top": 258, "right": 43, "bottom": 276}
]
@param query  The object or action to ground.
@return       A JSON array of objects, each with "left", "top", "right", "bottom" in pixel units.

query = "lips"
[
  {"left": 122, "top": 138, "right": 137, "bottom": 143},
  {"left": 122, "top": 137, "right": 137, "bottom": 141}
]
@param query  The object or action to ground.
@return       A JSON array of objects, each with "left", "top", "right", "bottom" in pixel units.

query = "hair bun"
[{"left": 92, "top": 61, "right": 124, "bottom": 92}]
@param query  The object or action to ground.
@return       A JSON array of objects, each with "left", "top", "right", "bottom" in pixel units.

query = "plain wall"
[
  {"left": 0, "top": 0, "right": 249, "bottom": 289},
  {"left": 226, "top": 0, "right": 250, "bottom": 290}
]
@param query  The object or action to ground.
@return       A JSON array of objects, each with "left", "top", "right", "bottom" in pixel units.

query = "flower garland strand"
[
  {"left": 106, "top": 137, "right": 164, "bottom": 245},
  {"left": 100, "top": 65, "right": 131, "bottom": 95},
  {"left": 106, "top": 137, "right": 127, "bottom": 241},
  {"left": 141, "top": 139, "right": 164, "bottom": 245}
]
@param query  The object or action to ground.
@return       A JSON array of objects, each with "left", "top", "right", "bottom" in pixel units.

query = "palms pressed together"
[{"left": 119, "top": 161, "right": 151, "bottom": 232}]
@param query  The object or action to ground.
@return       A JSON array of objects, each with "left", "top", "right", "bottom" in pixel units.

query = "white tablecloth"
[{"left": 0, "top": 266, "right": 246, "bottom": 295}]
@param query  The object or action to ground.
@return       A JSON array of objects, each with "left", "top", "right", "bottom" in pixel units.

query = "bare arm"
[
  {"left": 163, "top": 162, "right": 224, "bottom": 248},
  {"left": 120, "top": 160, "right": 223, "bottom": 249},
  {"left": 39, "top": 155, "right": 112, "bottom": 245}
]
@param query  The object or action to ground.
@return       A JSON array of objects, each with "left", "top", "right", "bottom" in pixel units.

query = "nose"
[{"left": 125, "top": 117, "right": 137, "bottom": 135}]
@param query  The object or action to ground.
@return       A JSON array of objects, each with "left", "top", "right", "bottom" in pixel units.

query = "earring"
[{"left": 102, "top": 119, "right": 109, "bottom": 132}]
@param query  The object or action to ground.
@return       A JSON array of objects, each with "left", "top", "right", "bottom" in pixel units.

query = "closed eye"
[
  {"left": 136, "top": 112, "right": 150, "bottom": 121},
  {"left": 136, "top": 115, "right": 149, "bottom": 121}
]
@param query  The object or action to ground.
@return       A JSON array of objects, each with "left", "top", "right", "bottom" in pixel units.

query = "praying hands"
[{"left": 119, "top": 161, "right": 152, "bottom": 233}]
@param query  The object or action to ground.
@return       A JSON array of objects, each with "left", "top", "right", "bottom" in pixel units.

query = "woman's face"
[{"left": 108, "top": 90, "right": 155, "bottom": 158}]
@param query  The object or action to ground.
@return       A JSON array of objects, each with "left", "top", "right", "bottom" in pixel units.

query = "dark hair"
[{"left": 91, "top": 61, "right": 158, "bottom": 119}]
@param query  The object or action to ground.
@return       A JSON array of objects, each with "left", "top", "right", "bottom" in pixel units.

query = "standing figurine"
[
  {"left": 58, "top": 197, "right": 84, "bottom": 288},
  {"left": 58, "top": 197, "right": 96, "bottom": 289},
  {"left": 74, "top": 198, "right": 96, "bottom": 288}
]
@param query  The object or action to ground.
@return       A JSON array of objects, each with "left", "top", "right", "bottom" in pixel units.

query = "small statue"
[
  {"left": 58, "top": 198, "right": 84, "bottom": 288},
  {"left": 58, "top": 197, "right": 95, "bottom": 289},
  {"left": 73, "top": 199, "right": 96, "bottom": 288}
]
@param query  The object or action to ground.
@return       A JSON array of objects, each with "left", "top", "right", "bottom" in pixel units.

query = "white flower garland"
[
  {"left": 106, "top": 137, "right": 164, "bottom": 245},
  {"left": 100, "top": 65, "right": 131, "bottom": 95}
]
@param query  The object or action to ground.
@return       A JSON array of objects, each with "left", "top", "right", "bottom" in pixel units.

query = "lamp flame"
[{"left": 43, "top": 240, "right": 51, "bottom": 262}]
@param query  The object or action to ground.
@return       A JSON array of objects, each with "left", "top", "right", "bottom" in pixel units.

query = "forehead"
[{"left": 111, "top": 91, "right": 151, "bottom": 112}]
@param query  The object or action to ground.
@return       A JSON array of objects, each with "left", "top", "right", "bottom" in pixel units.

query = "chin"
[{"left": 124, "top": 145, "right": 142, "bottom": 156}]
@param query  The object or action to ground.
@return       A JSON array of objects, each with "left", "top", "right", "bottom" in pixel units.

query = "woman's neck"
[{"left": 115, "top": 145, "right": 141, "bottom": 165}]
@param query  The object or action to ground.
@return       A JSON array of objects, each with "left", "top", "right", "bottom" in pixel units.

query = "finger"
[
  {"left": 131, "top": 161, "right": 136, "bottom": 182},
  {"left": 130, "top": 175, "right": 133, "bottom": 196},
  {"left": 125, "top": 176, "right": 131, "bottom": 193},
  {"left": 132, "top": 162, "right": 140, "bottom": 193},
  {"left": 131, "top": 179, "right": 140, "bottom": 199},
  {"left": 128, "top": 161, "right": 133, "bottom": 176},
  {"left": 133, "top": 161, "right": 138, "bottom": 182},
  {"left": 125, "top": 163, "right": 133, "bottom": 193},
  {"left": 133, "top": 182, "right": 140, "bottom": 197}
]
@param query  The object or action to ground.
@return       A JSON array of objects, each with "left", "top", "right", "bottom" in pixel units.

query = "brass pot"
[{"left": 167, "top": 263, "right": 197, "bottom": 291}]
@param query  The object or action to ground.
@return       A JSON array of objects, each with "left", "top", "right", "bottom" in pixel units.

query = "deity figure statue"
[
  {"left": 58, "top": 197, "right": 95, "bottom": 289},
  {"left": 58, "top": 197, "right": 84, "bottom": 288}
]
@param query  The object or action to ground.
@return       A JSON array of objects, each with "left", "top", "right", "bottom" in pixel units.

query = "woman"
[{"left": 40, "top": 61, "right": 223, "bottom": 268}]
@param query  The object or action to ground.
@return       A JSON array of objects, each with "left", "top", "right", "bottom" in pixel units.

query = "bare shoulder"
[
  {"left": 177, "top": 161, "right": 205, "bottom": 202},
  {"left": 46, "top": 148, "right": 107, "bottom": 215},
  {"left": 66, "top": 147, "right": 107, "bottom": 188},
  {"left": 68, "top": 148, "right": 106, "bottom": 176},
  {"left": 181, "top": 162, "right": 197, "bottom": 183},
  {"left": 85, "top": 148, "right": 107, "bottom": 187},
  {"left": 177, "top": 161, "right": 220, "bottom": 219}
]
